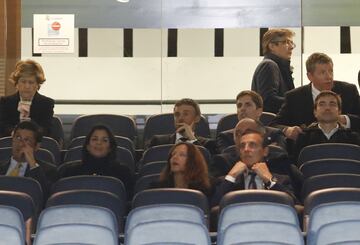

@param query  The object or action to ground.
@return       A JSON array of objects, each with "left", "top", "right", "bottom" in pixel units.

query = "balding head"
[{"left": 233, "top": 118, "right": 266, "bottom": 148}]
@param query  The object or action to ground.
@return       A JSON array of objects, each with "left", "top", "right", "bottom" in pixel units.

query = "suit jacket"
[
  {"left": 294, "top": 123, "right": 360, "bottom": 161},
  {"left": 147, "top": 133, "right": 215, "bottom": 154},
  {"left": 251, "top": 53, "right": 295, "bottom": 113},
  {"left": 210, "top": 172, "right": 297, "bottom": 207},
  {"left": 0, "top": 159, "right": 58, "bottom": 198},
  {"left": 272, "top": 81, "right": 360, "bottom": 131},
  {"left": 216, "top": 126, "right": 287, "bottom": 154},
  {"left": 0, "top": 92, "right": 54, "bottom": 137}
]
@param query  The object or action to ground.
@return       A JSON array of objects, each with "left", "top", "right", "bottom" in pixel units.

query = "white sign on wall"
[{"left": 33, "top": 14, "right": 75, "bottom": 54}]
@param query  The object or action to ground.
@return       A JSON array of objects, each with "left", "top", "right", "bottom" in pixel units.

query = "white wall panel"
[
  {"left": 178, "top": 29, "right": 214, "bottom": 57},
  {"left": 88, "top": 29, "right": 123, "bottom": 57}
]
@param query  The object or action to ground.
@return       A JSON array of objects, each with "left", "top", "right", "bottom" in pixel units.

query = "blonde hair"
[{"left": 9, "top": 59, "right": 46, "bottom": 86}]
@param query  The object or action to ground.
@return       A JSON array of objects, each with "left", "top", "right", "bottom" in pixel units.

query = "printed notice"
[{"left": 33, "top": 14, "right": 75, "bottom": 53}]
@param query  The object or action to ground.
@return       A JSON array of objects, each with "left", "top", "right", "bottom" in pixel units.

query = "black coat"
[
  {"left": 0, "top": 92, "right": 54, "bottom": 136},
  {"left": 252, "top": 53, "right": 295, "bottom": 113},
  {"left": 272, "top": 81, "right": 360, "bottom": 131}
]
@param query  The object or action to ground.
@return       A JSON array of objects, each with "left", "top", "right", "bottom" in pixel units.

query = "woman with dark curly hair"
[
  {"left": 153, "top": 142, "right": 212, "bottom": 196},
  {"left": 60, "top": 125, "right": 133, "bottom": 192}
]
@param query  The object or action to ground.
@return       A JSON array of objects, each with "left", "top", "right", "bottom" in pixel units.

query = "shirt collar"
[
  {"left": 317, "top": 123, "right": 339, "bottom": 140},
  {"left": 311, "top": 83, "right": 321, "bottom": 102}
]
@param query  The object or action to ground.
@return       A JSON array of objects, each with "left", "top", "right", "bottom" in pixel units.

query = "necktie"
[
  {"left": 248, "top": 172, "right": 257, "bottom": 189},
  {"left": 8, "top": 162, "right": 22, "bottom": 177}
]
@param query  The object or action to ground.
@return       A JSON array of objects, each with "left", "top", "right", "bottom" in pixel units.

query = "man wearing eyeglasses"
[
  {"left": 0, "top": 121, "right": 57, "bottom": 196},
  {"left": 252, "top": 28, "right": 296, "bottom": 114}
]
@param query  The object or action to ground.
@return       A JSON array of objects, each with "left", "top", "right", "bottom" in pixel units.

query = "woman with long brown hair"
[{"left": 154, "top": 142, "right": 212, "bottom": 196}]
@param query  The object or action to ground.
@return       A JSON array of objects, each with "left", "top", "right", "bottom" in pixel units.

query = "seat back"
[
  {"left": 260, "top": 111, "right": 277, "bottom": 126},
  {"left": 132, "top": 188, "right": 209, "bottom": 216},
  {"left": 37, "top": 204, "right": 118, "bottom": 235},
  {"left": 125, "top": 220, "right": 210, "bottom": 245},
  {"left": 300, "top": 158, "right": 360, "bottom": 179},
  {"left": 218, "top": 221, "right": 303, "bottom": 245},
  {"left": 0, "top": 190, "right": 35, "bottom": 221},
  {"left": 301, "top": 174, "right": 360, "bottom": 202},
  {"left": 51, "top": 175, "right": 127, "bottom": 202},
  {"left": 303, "top": 187, "right": 360, "bottom": 231},
  {"left": 126, "top": 204, "right": 205, "bottom": 233},
  {"left": 138, "top": 161, "right": 166, "bottom": 177},
  {"left": 35, "top": 148, "right": 56, "bottom": 166},
  {"left": 218, "top": 203, "right": 299, "bottom": 242},
  {"left": 219, "top": 190, "right": 295, "bottom": 211},
  {"left": 0, "top": 136, "right": 12, "bottom": 148},
  {"left": 0, "top": 205, "right": 25, "bottom": 243},
  {"left": 307, "top": 202, "right": 360, "bottom": 245},
  {"left": 0, "top": 176, "right": 43, "bottom": 215},
  {"left": 0, "top": 225, "right": 24, "bottom": 245},
  {"left": 141, "top": 144, "right": 173, "bottom": 166},
  {"left": 40, "top": 137, "right": 61, "bottom": 165},
  {"left": 70, "top": 114, "right": 137, "bottom": 141},
  {"left": 143, "top": 113, "right": 211, "bottom": 146},
  {"left": 134, "top": 174, "right": 160, "bottom": 194},
  {"left": 49, "top": 116, "right": 65, "bottom": 146},
  {"left": 216, "top": 113, "right": 237, "bottom": 135},
  {"left": 298, "top": 143, "right": 360, "bottom": 166},
  {"left": 34, "top": 223, "right": 117, "bottom": 245},
  {"left": 315, "top": 220, "right": 360, "bottom": 245},
  {"left": 46, "top": 189, "right": 126, "bottom": 232}
]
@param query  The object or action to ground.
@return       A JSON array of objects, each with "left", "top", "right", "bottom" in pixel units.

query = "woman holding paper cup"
[{"left": 0, "top": 59, "right": 54, "bottom": 137}]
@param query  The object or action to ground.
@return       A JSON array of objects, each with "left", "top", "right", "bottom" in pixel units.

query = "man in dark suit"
[
  {"left": 0, "top": 59, "right": 54, "bottom": 137},
  {"left": 294, "top": 90, "right": 360, "bottom": 160},
  {"left": 211, "top": 128, "right": 297, "bottom": 207},
  {"left": 146, "top": 98, "right": 213, "bottom": 152},
  {"left": 216, "top": 90, "right": 286, "bottom": 153},
  {"left": 0, "top": 121, "right": 57, "bottom": 196},
  {"left": 272, "top": 52, "right": 360, "bottom": 141}
]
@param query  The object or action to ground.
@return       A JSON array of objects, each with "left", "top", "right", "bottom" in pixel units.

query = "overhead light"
[{"left": 117, "top": 0, "right": 130, "bottom": 3}]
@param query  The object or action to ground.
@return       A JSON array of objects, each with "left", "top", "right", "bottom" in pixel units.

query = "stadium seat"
[
  {"left": 37, "top": 204, "right": 118, "bottom": 235},
  {"left": 51, "top": 175, "right": 127, "bottom": 202},
  {"left": 301, "top": 174, "right": 360, "bottom": 202},
  {"left": 306, "top": 202, "right": 360, "bottom": 245},
  {"left": 298, "top": 143, "right": 360, "bottom": 166},
  {"left": 218, "top": 220, "right": 304, "bottom": 245},
  {"left": 300, "top": 158, "right": 360, "bottom": 179},
  {"left": 314, "top": 220, "right": 360, "bottom": 245},
  {"left": 34, "top": 223, "right": 117, "bottom": 245},
  {"left": 0, "top": 205, "right": 25, "bottom": 244},
  {"left": 70, "top": 114, "right": 137, "bottom": 141},
  {"left": 125, "top": 204, "right": 206, "bottom": 233},
  {"left": 138, "top": 161, "right": 166, "bottom": 177},
  {"left": 125, "top": 220, "right": 210, "bottom": 245},
  {"left": 46, "top": 189, "right": 126, "bottom": 232}
]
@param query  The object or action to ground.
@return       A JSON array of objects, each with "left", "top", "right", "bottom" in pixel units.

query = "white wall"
[{"left": 21, "top": 27, "right": 360, "bottom": 115}]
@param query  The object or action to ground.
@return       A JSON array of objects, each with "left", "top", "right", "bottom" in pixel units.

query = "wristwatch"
[{"left": 264, "top": 176, "right": 278, "bottom": 189}]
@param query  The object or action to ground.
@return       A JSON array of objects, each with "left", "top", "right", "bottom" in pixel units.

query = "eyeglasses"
[
  {"left": 13, "top": 135, "right": 35, "bottom": 145},
  {"left": 272, "top": 39, "right": 296, "bottom": 48}
]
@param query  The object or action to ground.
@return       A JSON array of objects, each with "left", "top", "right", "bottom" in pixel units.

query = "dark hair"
[
  {"left": 159, "top": 142, "right": 210, "bottom": 191},
  {"left": 9, "top": 59, "right": 46, "bottom": 86},
  {"left": 240, "top": 128, "right": 267, "bottom": 147},
  {"left": 236, "top": 90, "right": 263, "bottom": 109},
  {"left": 262, "top": 28, "right": 295, "bottom": 55},
  {"left": 174, "top": 98, "right": 201, "bottom": 116},
  {"left": 314, "top": 90, "right": 342, "bottom": 111},
  {"left": 13, "top": 121, "right": 42, "bottom": 143},
  {"left": 306, "top": 52, "right": 333, "bottom": 74},
  {"left": 82, "top": 125, "right": 117, "bottom": 161}
]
